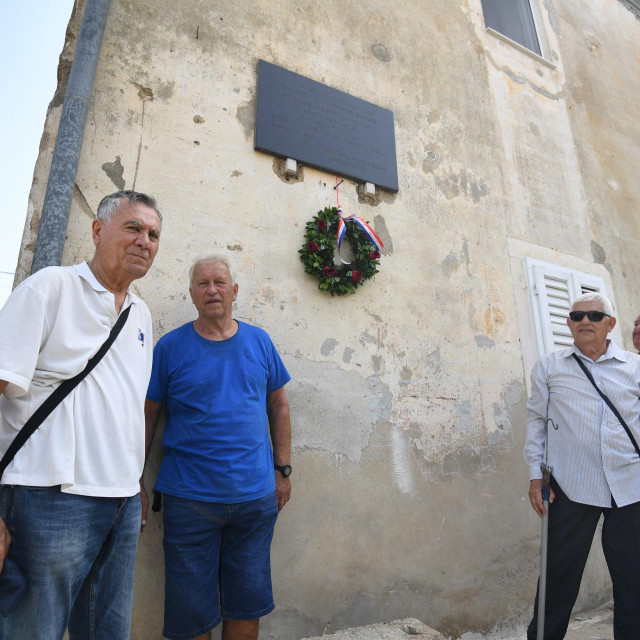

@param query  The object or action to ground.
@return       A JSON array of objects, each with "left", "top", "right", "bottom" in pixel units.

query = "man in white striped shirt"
[{"left": 524, "top": 292, "right": 640, "bottom": 640}]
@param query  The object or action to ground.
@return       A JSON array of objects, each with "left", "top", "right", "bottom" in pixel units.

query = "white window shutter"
[{"left": 530, "top": 263, "right": 573, "bottom": 354}]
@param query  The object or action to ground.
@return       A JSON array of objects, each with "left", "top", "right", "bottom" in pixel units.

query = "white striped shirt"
[{"left": 524, "top": 341, "right": 640, "bottom": 507}]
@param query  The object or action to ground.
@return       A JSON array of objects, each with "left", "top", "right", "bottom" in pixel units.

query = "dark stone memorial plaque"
[{"left": 255, "top": 60, "right": 398, "bottom": 192}]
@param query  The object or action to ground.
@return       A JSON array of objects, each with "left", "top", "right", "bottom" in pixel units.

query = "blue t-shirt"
[{"left": 147, "top": 321, "right": 291, "bottom": 503}]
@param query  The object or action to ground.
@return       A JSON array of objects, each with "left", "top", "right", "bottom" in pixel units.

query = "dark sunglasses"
[{"left": 569, "top": 311, "right": 610, "bottom": 322}]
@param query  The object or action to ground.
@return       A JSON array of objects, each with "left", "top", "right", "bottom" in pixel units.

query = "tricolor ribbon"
[{"left": 336, "top": 206, "right": 384, "bottom": 264}]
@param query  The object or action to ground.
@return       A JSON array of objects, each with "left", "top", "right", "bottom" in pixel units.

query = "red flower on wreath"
[
  {"left": 306, "top": 241, "right": 319, "bottom": 252},
  {"left": 351, "top": 270, "right": 363, "bottom": 283},
  {"left": 317, "top": 220, "right": 328, "bottom": 231},
  {"left": 368, "top": 250, "right": 381, "bottom": 260},
  {"left": 323, "top": 265, "right": 338, "bottom": 277}
]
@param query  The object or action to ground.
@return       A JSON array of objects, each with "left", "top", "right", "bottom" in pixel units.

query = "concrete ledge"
[{"left": 300, "top": 618, "right": 445, "bottom": 640}]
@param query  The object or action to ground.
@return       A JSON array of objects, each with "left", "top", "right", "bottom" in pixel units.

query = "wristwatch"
[{"left": 275, "top": 464, "right": 292, "bottom": 478}]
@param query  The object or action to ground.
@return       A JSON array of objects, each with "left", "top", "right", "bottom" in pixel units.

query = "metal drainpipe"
[{"left": 31, "top": 0, "right": 111, "bottom": 274}]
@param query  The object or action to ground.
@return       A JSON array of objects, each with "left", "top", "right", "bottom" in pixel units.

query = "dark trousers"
[{"left": 528, "top": 478, "right": 640, "bottom": 640}]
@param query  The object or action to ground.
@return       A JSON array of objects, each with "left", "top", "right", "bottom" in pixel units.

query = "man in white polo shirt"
[{"left": 0, "top": 190, "right": 162, "bottom": 640}]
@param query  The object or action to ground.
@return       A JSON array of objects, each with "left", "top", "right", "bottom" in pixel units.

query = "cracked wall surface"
[{"left": 17, "top": 1, "right": 640, "bottom": 638}]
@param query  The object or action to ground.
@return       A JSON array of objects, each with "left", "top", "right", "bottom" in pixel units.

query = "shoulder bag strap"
[
  {"left": 572, "top": 352, "right": 640, "bottom": 458},
  {"left": 0, "top": 305, "right": 133, "bottom": 480}
]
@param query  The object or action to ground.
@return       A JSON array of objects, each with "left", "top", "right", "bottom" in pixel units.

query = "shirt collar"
[
  {"left": 73, "top": 261, "right": 141, "bottom": 305},
  {"left": 562, "top": 340, "right": 627, "bottom": 364}
]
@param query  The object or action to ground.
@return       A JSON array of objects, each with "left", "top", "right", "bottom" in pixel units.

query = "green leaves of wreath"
[{"left": 298, "top": 206, "right": 381, "bottom": 296}]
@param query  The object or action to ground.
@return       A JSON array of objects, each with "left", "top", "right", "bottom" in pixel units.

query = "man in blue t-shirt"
[{"left": 144, "top": 255, "right": 292, "bottom": 640}]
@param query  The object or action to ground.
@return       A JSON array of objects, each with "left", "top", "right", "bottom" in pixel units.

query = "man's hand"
[
  {"left": 140, "top": 480, "right": 149, "bottom": 533},
  {"left": 275, "top": 472, "right": 291, "bottom": 511},
  {"left": 529, "top": 479, "right": 555, "bottom": 518},
  {"left": 0, "top": 516, "right": 12, "bottom": 575}
]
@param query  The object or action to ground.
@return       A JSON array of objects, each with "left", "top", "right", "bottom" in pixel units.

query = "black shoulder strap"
[
  {"left": 0, "top": 305, "right": 132, "bottom": 481},
  {"left": 572, "top": 352, "right": 640, "bottom": 458}
]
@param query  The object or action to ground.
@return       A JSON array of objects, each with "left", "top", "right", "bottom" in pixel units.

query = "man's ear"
[
  {"left": 233, "top": 283, "right": 239, "bottom": 301},
  {"left": 91, "top": 219, "right": 103, "bottom": 247},
  {"left": 608, "top": 316, "right": 617, "bottom": 332}
]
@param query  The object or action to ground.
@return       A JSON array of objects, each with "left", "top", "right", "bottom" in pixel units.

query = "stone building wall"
[{"left": 17, "top": 1, "right": 640, "bottom": 637}]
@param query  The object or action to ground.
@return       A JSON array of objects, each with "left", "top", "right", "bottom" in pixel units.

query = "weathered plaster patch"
[
  {"left": 236, "top": 96, "right": 256, "bottom": 138},
  {"left": 492, "top": 403, "right": 511, "bottom": 432},
  {"left": 155, "top": 80, "right": 175, "bottom": 100},
  {"left": 321, "top": 338, "right": 338, "bottom": 356},
  {"left": 371, "top": 43, "right": 391, "bottom": 62},
  {"left": 529, "top": 122, "right": 540, "bottom": 137},
  {"left": 359, "top": 331, "right": 376, "bottom": 347},
  {"left": 458, "top": 401, "right": 474, "bottom": 431},
  {"left": 482, "top": 307, "right": 507, "bottom": 339},
  {"left": 475, "top": 334, "right": 495, "bottom": 349},
  {"left": 51, "top": 58, "right": 72, "bottom": 108},
  {"left": 284, "top": 357, "right": 380, "bottom": 462},
  {"left": 102, "top": 156, "right": 125, "bottom": 190},
  {"left": 461, "top": 237, "right": 471, "bottom": 276},
  {"left": 132, "top": 81, "right": 154, "bottom": 101},
  {"left": 230, "top": 170, "right": 242, "bottom": 177},
  {"left": 73, "top": 184, "right": 95, "bottom": 220},
  {"left": 432, "top": 168, "right": 488, "bottom": 203},
  {"left": 193, "top": 114, "right": 205, "bottom": 123},
  {"left": 373, "top": 215, "right": 393, "bottom": 255},
  {"left": 485, "top": 50, "right": 562, "bottom": 101},
  {"left": 591, "top": 240, "right": 606, "bottom": 264},
  {"left": 226, "top": 243, "right": 243, "bottom": 251},
  {"left": 343, "top": 347, "right": 355, "bottom": 363},
  {"left": 427, "top": 109, "right": 441, "bottom": 124},
  {"left": 371, "top": 355, "right": 382, "bottom": 372},
  {"left": 423, "top": 347, "right": 442, "bottom": 374},
  {"left": 441, "top": 252, "right": 460, "bottom": 275},
  {"left": 543, "top": 0, "right": 560, "bottom": 34},
  {"left": 400, "top": 366, "right": 412, "bottom": 382}
]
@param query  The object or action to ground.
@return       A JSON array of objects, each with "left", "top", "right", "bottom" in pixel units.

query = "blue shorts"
[{"left": 162, "top": 491, "right": 279, "bottom": 640}]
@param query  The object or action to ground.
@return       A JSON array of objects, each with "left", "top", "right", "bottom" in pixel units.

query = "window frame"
[{"left": 480, "top": 0, "right": 556, "bottom": 68}]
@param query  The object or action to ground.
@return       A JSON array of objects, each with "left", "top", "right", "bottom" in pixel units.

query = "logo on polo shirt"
[{"left": 138, "top": 329, "right": 145, "bottom": 347}]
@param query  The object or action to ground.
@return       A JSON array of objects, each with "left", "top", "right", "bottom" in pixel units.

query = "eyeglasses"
[{"left": 569, "top": 311, "right": 610, "bottom": 322}]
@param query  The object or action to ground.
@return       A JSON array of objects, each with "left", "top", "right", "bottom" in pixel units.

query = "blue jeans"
[
  {"left": 162, "top": 492, "right": 278, "bottom": 640},
  {"left": 0, "top": 485, "right": 141, "bottom": 640}
]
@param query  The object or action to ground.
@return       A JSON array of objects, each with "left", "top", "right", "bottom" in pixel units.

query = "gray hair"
[
  {"left": 571, "top": 292, "right": 614, "bottom": 317},
  {"left": 96, "top": 190, "right": 162, "bottom": 223},
  {"left": 189, "top": 254, "right": 236, "bottom": 286}
]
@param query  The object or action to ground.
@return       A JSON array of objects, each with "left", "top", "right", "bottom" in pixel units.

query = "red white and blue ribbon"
[{"left": 336, "top": 206, "right": 384, "bottom": 264}]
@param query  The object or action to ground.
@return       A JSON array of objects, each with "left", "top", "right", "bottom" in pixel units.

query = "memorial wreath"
[{"left": 298, "top": 206, "right": 384, "bottom": 296}]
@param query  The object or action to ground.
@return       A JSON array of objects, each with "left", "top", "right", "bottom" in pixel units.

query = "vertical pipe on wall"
[{"left": 31, "top": 0, "right": 111, "bottom": 274}]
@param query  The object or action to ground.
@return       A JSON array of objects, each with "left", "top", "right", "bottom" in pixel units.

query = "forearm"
[
  {"left": 143, "top": 398, "right": 163, "bottom": 469},
  {"left": 524, "top": 415, "right": 546, "bottom": 479},
  {"left": 269, "top": 403, "right": 291, "bottom": 465}
]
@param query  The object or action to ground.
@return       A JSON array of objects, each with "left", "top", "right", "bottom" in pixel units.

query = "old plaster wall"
[{"left": 17, "top": 0, "right": 640, "bottom": 637}]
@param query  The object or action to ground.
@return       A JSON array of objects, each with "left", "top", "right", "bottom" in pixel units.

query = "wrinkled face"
[
  {"left": 92, "top": 200, "right": 161, "bottom": 280},
  {"left": 567, "top": 300, "right": 615, "bottom": 354},
  {"left": 189, "top": 261, "right": 238, "bottom": 321},
  {"left": 633, "top": 315, "right": 640, "bottom": 352}
]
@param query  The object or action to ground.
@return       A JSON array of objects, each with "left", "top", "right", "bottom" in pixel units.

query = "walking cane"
[
  {"left": 536, "top": 417, "right": 558, "bottom": 640},
  {"left": 536, "top": 460, "right": 553, "bottom": 640}
]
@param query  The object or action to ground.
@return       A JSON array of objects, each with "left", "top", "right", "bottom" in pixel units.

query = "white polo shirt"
[{"left": 0, "top": 262, "right": 153, "bottom": 497}]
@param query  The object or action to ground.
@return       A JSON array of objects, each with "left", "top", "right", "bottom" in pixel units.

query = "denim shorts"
[
  {"left": 0, "top": 485, "right": 140, "bottom": 640},
  {"left": 162, "top": 491, "right": 279, "bottom": 640}
]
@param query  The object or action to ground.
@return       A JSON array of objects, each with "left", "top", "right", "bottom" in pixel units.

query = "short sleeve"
[
  {"left": 266, "top": 338, "right": 291, "bottom": 392},
  {"left": 0, "top": 282, "right": 48, "bottom": 397},
  {"left": 146, "top": 338, "right": 169, "bottom": 402}
]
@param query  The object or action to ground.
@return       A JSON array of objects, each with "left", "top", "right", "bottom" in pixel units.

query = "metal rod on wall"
[{"left": 31, "top": 0, "right": 111, "bottom": 274}]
